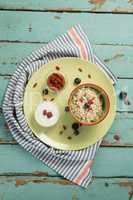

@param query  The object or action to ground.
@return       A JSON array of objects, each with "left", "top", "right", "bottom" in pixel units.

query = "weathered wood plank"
[
  {"left": 1, "top": 112, "right": 133, "bottom": 147},
  {"left": 0, "top": 0, "right": 133, "bottom": 13},
  {"left": 0, "top": 144, "right": 54, "bottom": 175},
  {"left": 0, "top": 176, "right": 132, "bottom": 200},
  {"left": 0, "top": 11, "right": 133, "bottom": 45},
  {"left": 0, "top": 42, "right": 133, "bottom": 78},
  {"left": 0, "top": 145, "right": 132, "bottom": 177},
  {"left": 0, "top": 177, "right": 133, "bottom": 200}
]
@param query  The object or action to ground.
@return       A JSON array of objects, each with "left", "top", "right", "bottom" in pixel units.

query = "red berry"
[
  {"left": 47, "top": 112, "right": 53, "bottom": 118},
  {"left": 43, "top": 110, "right": 47, "bottom": 116}
]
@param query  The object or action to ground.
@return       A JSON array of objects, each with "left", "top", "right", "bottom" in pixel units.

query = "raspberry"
[{"left": 47, "top": 112, "right": 53, "bottom": 118}]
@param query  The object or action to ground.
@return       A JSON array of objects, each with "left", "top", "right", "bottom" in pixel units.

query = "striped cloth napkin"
[{"left": 2, "top": 24, "right": 117, "bottom": 188}]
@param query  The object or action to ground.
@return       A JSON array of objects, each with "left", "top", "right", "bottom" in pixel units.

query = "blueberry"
[
  {"left": 65, "top": 106, "right": 70, "bottom": 112},
  {"left": 42, "top": 88, "right": 49, "bottom": 95},
  {"left": 72, "top": 123, "right": 79, "bottom": 130},
  {"left": 73, "top": 130, "right": 80, "bottom": 136},
  {"left": 74, "top": 78, "right": 81, "bottom": 85},
  {"left": 83, "top": 103, "right": 90, "bottom": 109}
]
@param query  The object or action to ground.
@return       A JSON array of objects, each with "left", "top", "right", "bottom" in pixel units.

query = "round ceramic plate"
[{"left": 23, "top": 57, "right": 116, "bottom": 150}]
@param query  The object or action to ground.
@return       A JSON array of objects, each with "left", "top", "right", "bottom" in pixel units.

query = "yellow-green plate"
[{"left": 23, "top": 57, "right": 116, "bottom": 150}]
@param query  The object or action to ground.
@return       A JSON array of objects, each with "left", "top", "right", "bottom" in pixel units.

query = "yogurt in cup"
[{"left": 35, "top": 101, "right": 60, "bottom": 127}]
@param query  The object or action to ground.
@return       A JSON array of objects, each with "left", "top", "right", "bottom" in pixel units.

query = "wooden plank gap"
[
  {"left": 1, "top": 139, "right": 133, "bottom": 147},
  {"left": 1, "top": 41, "right": 133, "bottom": 47},
  {"left": 0, "top": 8, "right": 133, "bottom": 15},
  {"left": 0, "top": 40, "right": 47, "bottom": 44},
  {"left": 0, "top": 171, "right": 50, "bottom": 177}
]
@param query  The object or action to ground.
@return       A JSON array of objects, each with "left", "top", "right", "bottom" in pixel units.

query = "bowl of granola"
[{"left": 68, "top": 83, "right": 110, "bottom": 126}]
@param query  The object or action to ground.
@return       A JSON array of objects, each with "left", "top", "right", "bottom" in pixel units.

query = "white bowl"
[{"left": 35, "top": 102, "right": 60, "bottom": 127}]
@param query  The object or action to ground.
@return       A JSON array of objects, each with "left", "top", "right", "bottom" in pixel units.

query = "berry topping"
[
  {"left": 47, "top": 112, "right": 53, "bottom": 118},
  {"left": 72, "top": 123, "right": 80, "bottom": 130},
  {"left": 83, "top": 103, "right": 90, "bottom": 109},
  {"left": 74, "top": 78, "right": 81, "bottom": 85},
  {"left": 65, "top": 106, "right": 70, "bottom": 112},
  {"left": 47, "top": 73, "right": 65, "bottom": 92},
  {"left": 42, "top": 88, "right": 49, "bottom": 95},
  {"left": 88, "top": 97, "right": 95, "bottom": 105},
  {"left": 73, "top": 130, "right": 80, "bottom": 136},
  {"left": 42, "top": 110, "right": 47, "bottom": 116}
]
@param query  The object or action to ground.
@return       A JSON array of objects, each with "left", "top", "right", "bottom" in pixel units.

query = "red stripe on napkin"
[
  {"left": 73, "top": 160, "right": 93, "bottom": 185},
  {"left": 68, "top": 27, "right": 88, "bottom": 60}
]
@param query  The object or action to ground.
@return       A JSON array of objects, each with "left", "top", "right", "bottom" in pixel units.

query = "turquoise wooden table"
[{"left": 0, "top": 0, "right": 133, "bottom": 199}]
